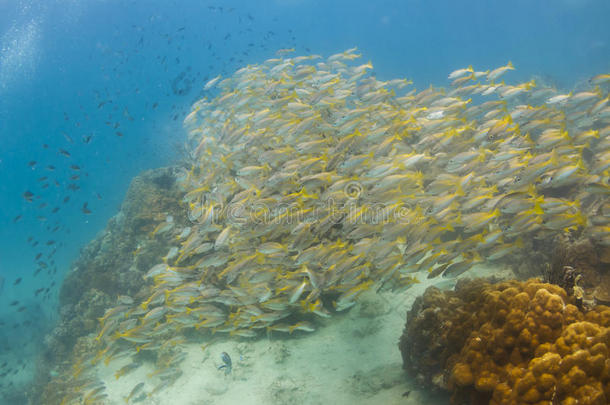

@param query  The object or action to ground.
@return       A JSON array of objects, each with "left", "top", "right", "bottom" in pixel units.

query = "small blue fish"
[{"left": 217, "top": 352, "right": 232, "bottom": 375}]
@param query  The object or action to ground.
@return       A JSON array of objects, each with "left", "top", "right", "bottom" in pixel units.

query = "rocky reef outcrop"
[{"left": 29, "top": 166, "right": 187, "bottom": 404}]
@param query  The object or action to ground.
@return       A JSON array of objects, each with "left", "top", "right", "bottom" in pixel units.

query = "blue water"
[{"left": 0, "top": 0, "right": 608, "bottom": 401}]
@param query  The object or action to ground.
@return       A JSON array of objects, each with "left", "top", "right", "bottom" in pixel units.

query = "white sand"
[{"left": 97, "top": 264, "right": 513, "bottom": 405}]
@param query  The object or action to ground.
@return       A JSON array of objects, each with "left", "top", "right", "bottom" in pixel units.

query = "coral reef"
[
  {"left": 29, "top": 166, "right": 186, "bottom": 405},
  {"left": 34, "top": 49, "right": 610, "bottom": 403},
  {"left": 399, "top": 278, "right": 496, "bottom": 388},
  {"left": 400, "top": 278, "right": 610, "bottom": 405},
  {"left": 543, "top": 234, "right": 610, "bottom": 307}
]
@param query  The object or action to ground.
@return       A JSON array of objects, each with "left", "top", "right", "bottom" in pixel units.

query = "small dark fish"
[
  {"left": 42, "top": 144, "right": 49, "bottom": 149},
  {"left": 35, "top": 253, "right": 42, "bottom": 260},
  {"left": 37, "top": 176, "right": 48, "bottom": 182},
  {"left": 70, "top": 165, "right": 81, "bottom": 171},
  {"left": 46, "top": 165, "right": 56, "bottom": 171},
  {"left": 17, "top": 306, "right": 27, "bottom": 312},
  {"left": 152, "top": 102, "right": 158, "bottom": 109},
  {"left": 23, "top": 191, "right": 34, "bottom": 202},
  {"left": 13, "top": 215, "right": 22, "bottom": 223},
  {"left": 82, "top": 134, "right": 93, "bottom": 143},
  {"left": 28, "top": 160, "right": 37, "bottom": 168},
  {"left": 95, "top": 192, "right": 102, "bottom": 200},
  {"left": 52, "top": 207, "right": 60, "bottom": 213},
  {"left": 35, "top": 288, "right": 44, "bottom": 296},
  {"left": 13, "top": 278, "right": 22, "bottom": 286},
  {"left": 63, "top": 196, "right": 70, "bottom": 203},
  {"left": 116, "top": 131, "right": 124, "bottom": 137},
  {"left": 217, "top": 352, "right": 232, "bottom": 375},
  {"left": 82, "top": 202, "right": 92, "bottom": 214},
  {"left": 46, "top": 240, "right": 55, "bottom": 246},
  {"left": 59, "top": 148, "right": 71, "bottom": 158},
  {"left": 10, "top": 301, "right": 19, "bottom": 306}
]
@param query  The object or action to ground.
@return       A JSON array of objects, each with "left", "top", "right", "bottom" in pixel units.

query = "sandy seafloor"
[{"left": 97, "top": 264, "right": 514, "bottom": 405}]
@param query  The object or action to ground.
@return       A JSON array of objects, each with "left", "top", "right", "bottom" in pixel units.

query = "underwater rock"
[
  {"left": 399, "top": 278, "right": 610, "bottom": 405},
  {"left": 30, "top": 166, "right": 186, "bottom": 405},
  {"left": 59, "top": 166, "right": 184, "bottom": 307},
  {"left": 544, "top": 234, "right": 610, "bottom": 307}
]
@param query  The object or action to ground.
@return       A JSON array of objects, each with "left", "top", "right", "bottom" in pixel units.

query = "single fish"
[
  {"left": 23, "top": 191, "right": 34, "bottom": 202},
  {"left": 217, "top": 352, "right": 232, "bottom": 375},
  {"left": 124, "top": 382, "right": 144, "bottom": 403}
]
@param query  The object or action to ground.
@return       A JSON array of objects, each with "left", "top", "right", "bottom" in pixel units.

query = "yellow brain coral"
[
  {"left": 451, "top": 282, "right": 609, "bottom": 405},
  {"left": 400, "top": 278, "right": 609, "bottom": 405}
]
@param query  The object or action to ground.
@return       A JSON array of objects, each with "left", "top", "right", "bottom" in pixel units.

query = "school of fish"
[{"left": 60, "top": 49, "right": 610, "bottom": 403}]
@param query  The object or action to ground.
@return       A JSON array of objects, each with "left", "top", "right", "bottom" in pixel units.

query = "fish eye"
[{"left": 514, "top": 175, "right": 521, "bottom": 183}]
